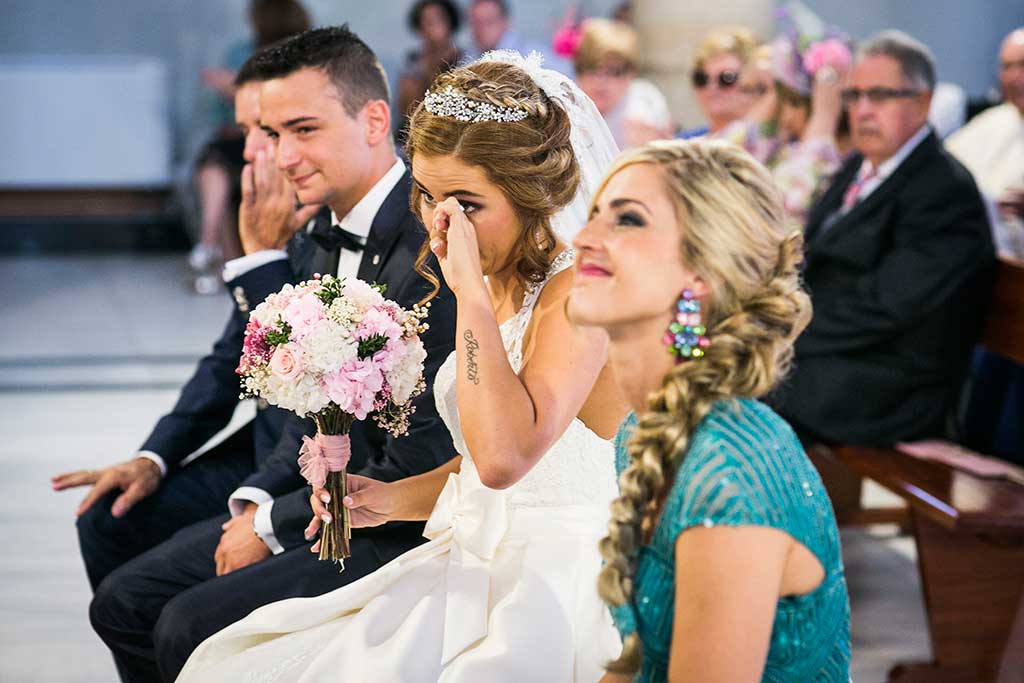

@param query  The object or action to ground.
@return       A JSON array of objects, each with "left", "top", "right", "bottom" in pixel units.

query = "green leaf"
[{"left": 357, "top": 333, "right": 389, "bottom": 358}]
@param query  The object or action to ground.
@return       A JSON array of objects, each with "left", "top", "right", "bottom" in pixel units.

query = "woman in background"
[
  {"left": 573, "top": 18, "right": 674, "bottom": 149},
  {"left": 679, "top": 26, "right": 758, "bottom": 139}
]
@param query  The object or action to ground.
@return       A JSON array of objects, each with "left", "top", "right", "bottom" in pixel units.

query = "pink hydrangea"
[
  {"left": 802, "top": 39, "right": 852, "bottom": 77},
  {"left": 281, "top": 293, "right": 325, "bottom": 340},
  {"left": 356, "top": 306, "right": 403, "bottom": 344},
  {"left": 322, "top": 359, "right": 384, "bottom": 420}
]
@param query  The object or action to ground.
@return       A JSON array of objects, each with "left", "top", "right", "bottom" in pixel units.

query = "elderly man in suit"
[
  {"left": 72, "top": 27, "right": 458, "bottom": 683},
  {"left": 773, "top": 30, "right": 994, "bottom": 446}
]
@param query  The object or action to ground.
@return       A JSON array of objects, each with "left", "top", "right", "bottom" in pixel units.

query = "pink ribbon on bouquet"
[{"left": 297, "top": 433, "right": 351, "bottom": 489}]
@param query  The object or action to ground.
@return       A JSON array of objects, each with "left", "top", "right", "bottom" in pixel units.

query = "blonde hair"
[
  {"left": 407, "top": 61, "right": 580, "bottom": 301},
  {"left": 574, "top": 18, "right": 639, "bottom": 73},
  {"left": 693, "top": 25, "right": 758, "bottom": 70},
  {"left": 595, "top": 139, "right": 811, "bottom": 674}
]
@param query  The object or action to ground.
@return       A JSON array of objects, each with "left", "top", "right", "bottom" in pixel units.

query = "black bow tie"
[{"left": 309, "top": 220, "right": 365, "bottom": 253}]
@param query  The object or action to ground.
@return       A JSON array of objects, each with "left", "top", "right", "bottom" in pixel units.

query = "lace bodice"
[{"left": 433, "top": 249, "right": 618, "bottom": 508}]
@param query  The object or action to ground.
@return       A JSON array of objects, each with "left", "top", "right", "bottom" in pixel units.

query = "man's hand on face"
[
  {"left": 51, "top": 457, "right": 162, "bottom": 518},
  {"left": 214, "top": 503, "right": 272, "bottom": 576},
  {"left": 239, "top": 149, "right": 322, "bottom": 254}
]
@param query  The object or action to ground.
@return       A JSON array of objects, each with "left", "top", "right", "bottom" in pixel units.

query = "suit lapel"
[
  {"left": 808, "top": 132, "right": 941, "bottom": 252},
  {"left": 805, "top": 155, "right": 860, "bottom": 243},
  {"left": 357, "top": 171, "right": 414, "bottom": 283}
]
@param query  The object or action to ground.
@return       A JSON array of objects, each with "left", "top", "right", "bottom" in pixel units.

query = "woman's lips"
[{"left": 577, "top": 264, "right": 612, "bottom": 278}]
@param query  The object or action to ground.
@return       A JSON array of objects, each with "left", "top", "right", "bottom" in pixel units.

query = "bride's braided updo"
[
  {"left": 595, "top": 139, "right": 812, "bottom": 675},
  {"left": 408, "top": 60, "right": 580, "bottom": 300}
]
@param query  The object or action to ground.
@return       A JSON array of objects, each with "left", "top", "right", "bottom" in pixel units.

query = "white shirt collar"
[
  {"left": 865, "top": 124, "right": 932, "bottom": 181},
  {"left": 330, "top": 158, "right": 406, "bottom": 238}
]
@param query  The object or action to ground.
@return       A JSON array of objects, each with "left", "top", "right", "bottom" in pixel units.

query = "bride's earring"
[{"left": 663, "top": 289, "right": 710, "bottom": 360}]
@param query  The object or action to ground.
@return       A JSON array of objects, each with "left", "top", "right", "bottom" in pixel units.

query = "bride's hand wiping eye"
[{"left": 430, "top": 197, "right": 485, "bottom": 298}]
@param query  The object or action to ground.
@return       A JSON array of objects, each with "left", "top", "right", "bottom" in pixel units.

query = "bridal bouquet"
[{"left": 237, "top": 274, "right": 429, "bottom": 564}]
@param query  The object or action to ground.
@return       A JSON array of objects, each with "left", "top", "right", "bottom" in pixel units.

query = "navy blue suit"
[
  {"left": 87, "top": 171, "right": 458, "bottom": 682},
  {"left": 74, "top": 222, "right": 324, "bottom": 591}
]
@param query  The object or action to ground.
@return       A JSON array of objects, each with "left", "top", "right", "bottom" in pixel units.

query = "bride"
[{"left": 178, "top": 51, "right": 624, "bottom": 682}]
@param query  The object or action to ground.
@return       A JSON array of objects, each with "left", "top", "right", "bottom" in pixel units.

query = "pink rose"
[{"left": 269, "top": 343, "right": 305, "bottom": 381}]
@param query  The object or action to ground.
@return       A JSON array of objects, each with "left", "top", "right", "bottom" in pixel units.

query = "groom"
[{"left": 85, "top": 27, "right": 457, "bottom": 683}]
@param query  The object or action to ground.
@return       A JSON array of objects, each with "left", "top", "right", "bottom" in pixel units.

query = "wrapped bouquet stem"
[
  {"left": 236, "top": 274, "right": 429, "bottom": 566},
  {"left": 299, "top": 412, "right": 355, "bottom": 562}
]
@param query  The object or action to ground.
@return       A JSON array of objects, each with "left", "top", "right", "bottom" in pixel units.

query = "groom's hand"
[
  {"left": 239, "top": 149, "right": 321, "bottom": 254},
  {"left": 215, "top": 503, "right": 271, "bottom": 576},
  {"left": 51, "top": 457, "right": 161, "bottom": 518}
]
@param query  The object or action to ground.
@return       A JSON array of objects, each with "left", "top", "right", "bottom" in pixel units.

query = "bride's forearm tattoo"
[{"left": 463, "top": 329, "right": 481, "bottom": 385}]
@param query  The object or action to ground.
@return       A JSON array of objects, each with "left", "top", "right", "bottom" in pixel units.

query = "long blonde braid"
[{"left": 596, "top": 139, "right": 812, "bottom": 674}]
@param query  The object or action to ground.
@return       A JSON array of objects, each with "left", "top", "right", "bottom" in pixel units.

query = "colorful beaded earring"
[{"left": 663, "top": 289, "right": 710, "bottom": 360}]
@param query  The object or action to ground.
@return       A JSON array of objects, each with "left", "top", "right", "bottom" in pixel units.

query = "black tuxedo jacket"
[
  {"left": 772, "top": 130, "right": 994, "bottom": 445},
  {"left": 134, "top": 214, "right": 329, "bottom": 470},
  {"left": 236, "top": 171, "right": 458, "bottom": 549}
]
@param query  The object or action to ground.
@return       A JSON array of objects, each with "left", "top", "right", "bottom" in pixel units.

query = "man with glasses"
[{"left": 772, "top": 30, "right": 993, "bottom": 447}]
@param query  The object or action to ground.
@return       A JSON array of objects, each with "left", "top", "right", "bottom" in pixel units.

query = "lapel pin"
[{"left": 372, "top": 254, "right": 380, "bottom": 266}]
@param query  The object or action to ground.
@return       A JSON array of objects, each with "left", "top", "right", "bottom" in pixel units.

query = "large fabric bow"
[
  {"left": 423, "top": 471, "right": 509, "bottom": 665},
  {"left": 297, "top": 433, "right": 351, "bottom": 489}
]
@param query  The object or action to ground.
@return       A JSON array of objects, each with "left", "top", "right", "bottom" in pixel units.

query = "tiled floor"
[{"left": 0, "top": 254, "right": 928, "bottom": 682}]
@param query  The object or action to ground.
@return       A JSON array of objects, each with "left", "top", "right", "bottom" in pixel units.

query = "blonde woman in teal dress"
[{"left": 568, "top": 138, "right": 850, "bottom": 682}]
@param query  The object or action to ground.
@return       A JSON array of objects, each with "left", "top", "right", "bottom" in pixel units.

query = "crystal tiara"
[{"left": 422, "top": 86, "right": 529, "bottom": 123}]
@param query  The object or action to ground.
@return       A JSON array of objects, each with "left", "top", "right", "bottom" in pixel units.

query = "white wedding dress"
[{"left": 178, "top": 249, "right": 622, "bottom": 682}]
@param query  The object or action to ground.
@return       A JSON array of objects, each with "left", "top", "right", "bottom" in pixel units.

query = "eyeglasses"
[
  {"left": 840, "top": 87, "right": 920, "bottom": 106},
  {"left": 691, "top": 69, "right": 739, "bottom": 90},
  {"left": 581, "top": 64, "right": 633, "bottom": 80}
]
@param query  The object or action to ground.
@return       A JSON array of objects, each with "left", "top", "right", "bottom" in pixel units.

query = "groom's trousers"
[{"left": 89, "top": 511, "right": 422, "bottom": 682}]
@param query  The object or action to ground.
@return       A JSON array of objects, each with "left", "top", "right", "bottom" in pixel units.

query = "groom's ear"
[{"left": 361, "top": 100, "right": 391, "bottom": 146}]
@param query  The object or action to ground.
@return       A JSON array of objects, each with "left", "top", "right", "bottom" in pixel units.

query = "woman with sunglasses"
[
  {"left": 678, "top": 27, "right": 758, "bottom": 139},
  {"left": 714, "top": 19, "right": 853, "bottom": 224}
]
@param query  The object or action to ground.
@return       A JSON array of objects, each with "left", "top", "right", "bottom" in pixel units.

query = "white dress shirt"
[
  {"left": 141, "top": 157, "right": 406, "bottom": 555},
  {"left": 947, "top": 103, "right": 1024, "bottom": 256},
  {"left": 849, "top": 124, "right": 932, "bottom": 207}
]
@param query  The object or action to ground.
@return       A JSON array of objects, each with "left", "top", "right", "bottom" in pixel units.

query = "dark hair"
[
  {"left": 471, "top": 0, "right": 510, "bottom": 17},
  {"left": 247, "top": 25, "right": 390, "bottom": 115},
  {"left": 249, "top": 0, "right": 311, "bottom": 48},
  {"left": 408, "top": 0, "right": 461, "bottom": 34}
]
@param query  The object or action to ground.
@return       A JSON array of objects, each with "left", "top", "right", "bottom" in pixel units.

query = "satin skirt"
[{"left": 177, "top": 472, "right": 621, "bottom": 683}]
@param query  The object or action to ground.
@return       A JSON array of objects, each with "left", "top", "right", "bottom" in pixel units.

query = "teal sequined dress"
[{"left": 611, "top": 399, "right": 850, "bottom": 682}]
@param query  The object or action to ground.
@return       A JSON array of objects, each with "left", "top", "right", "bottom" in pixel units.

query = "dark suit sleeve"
[
  {"left": 139, "top": 256, "right": 304, "bottom": 471},
  {"left": 348, "top": 272, "right": 457, "bottom": 483},
  {"left": 238, "top": 414, "right": 316, "bottom": 497},
  {"left": 139, "top": 305, "right": 248, "bottom": 469},
  {"left": 796, "top": 164, "right": 993, "bottom": 357}
]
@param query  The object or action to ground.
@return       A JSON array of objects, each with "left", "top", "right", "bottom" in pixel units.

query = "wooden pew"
[{"left": 826, "top": 257, "right": 1024, "bottom": 683}]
